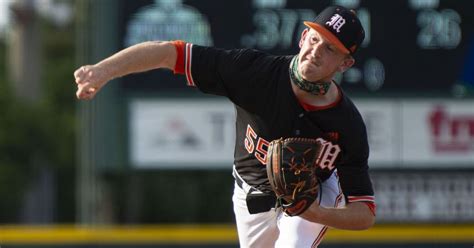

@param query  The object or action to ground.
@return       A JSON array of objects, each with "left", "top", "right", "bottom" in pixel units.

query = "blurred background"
[{"left": 0, "top": 0, "right": 473, "bottom": 247}]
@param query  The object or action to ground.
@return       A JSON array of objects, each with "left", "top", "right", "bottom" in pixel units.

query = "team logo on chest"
[
  {"left": 315, "top": 138, "right": 340, "bottom": 170},
  {"left": 325, "top": 14, "right": 346, "bottom": 33}
]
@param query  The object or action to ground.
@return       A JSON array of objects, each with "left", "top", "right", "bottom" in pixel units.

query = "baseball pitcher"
[{"left": 74, "top": 5, "right": 376, "bottom": 248}]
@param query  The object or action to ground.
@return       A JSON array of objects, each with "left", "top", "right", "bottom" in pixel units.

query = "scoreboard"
[{"left": 118, "top": 0, "right": 474, "bottom": 96}]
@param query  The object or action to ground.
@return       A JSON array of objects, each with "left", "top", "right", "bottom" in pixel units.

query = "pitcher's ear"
[
  {"left": 338, "top": 56, "right": 355, "bottom": 73},
  {"left": 299, "top": 29, "right": 309, "bottom": 48}
]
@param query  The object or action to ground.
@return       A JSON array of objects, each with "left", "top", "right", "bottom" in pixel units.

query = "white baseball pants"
[{"left": 232, "top": 171, "right": 344, "bottom": 248}]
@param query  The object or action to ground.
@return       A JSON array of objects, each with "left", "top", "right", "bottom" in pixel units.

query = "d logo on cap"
[
  {"left": 326, "top": 14, "right": 346, "bottom": 33},
  {"left": 303, "top": 5, "right": 365, "bottom": 55}
]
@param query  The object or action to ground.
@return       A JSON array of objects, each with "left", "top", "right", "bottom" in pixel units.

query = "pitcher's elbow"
[{"left": 358, "top": 215, "right": 375, "bottom": 230}]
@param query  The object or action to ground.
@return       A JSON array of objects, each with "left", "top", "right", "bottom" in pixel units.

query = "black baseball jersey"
[{"left": 174, "top": 42, "right": 375, "bottom": 204}]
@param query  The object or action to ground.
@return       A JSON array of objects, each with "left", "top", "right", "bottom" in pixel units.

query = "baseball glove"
[{"left": 266, "top": 137, "right": 323, "bottom": 216}]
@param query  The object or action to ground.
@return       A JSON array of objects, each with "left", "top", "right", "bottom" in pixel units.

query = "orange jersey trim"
[
  {"left": 347, "top": 195, "right": 375, "bottom": 202},
  {"left": 172, "top": 40, "right": 186, "bottom": 74},
  {"left": 298, "top": 96, "right": 340, "bottom": 111},
  {"left": 363, "top": 201, "right": 376, "bottom": 216},
  {"left": 171, "top": 40, "right": 195, "bottom": 86},
  {"left": 297, "top": 82, "right": 342, "bottom": 111},
  {"left": 312, "top": 226, "right": 328, "bottom": 247},
  {"left": 347, "top": 195, "right": 376, "bottom": 216}
]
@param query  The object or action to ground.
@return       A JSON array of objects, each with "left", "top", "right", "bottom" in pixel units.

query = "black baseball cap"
[{"left": 304, "top": 5, "right": 365, "bottom": 55}]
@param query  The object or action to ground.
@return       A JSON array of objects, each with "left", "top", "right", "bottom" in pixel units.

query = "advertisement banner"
[
  {"left": 401, "top": 101, "right": 474, "bottom": 165},
  {"left": 129, "top": 98, "right": 474, "bottom": 168},
  {"left": 129, "top": 99, "right": 236, "bottom": 168}
]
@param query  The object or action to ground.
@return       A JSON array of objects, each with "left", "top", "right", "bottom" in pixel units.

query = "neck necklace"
[{"left": 289, "top": 55, "right": 331, "bottom": 95}]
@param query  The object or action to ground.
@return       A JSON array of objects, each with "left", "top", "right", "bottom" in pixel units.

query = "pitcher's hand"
[{"left": 74, "top": 65, "right": 110, "bottom": 100}]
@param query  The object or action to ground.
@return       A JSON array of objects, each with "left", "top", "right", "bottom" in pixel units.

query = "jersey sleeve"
[
  {"left": 338, "top": 164, "right": 375, "bottom": 203},
  {"left": 172, "top": 41, "right": 283, "bottom": 109},
  {"left": 336, "top": 108, "right": 376, "bottom": 207}
]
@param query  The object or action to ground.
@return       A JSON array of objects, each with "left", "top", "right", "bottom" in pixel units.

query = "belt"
[
  {"left": 232, "top": 166, "right": 257, "bottom": 194},
  {"left": 233, "top": 166, "right": 276, "bottom": 214}
]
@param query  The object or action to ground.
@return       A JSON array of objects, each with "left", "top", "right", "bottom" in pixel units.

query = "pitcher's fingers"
[
  {"left": 76, "top": 88, "right": 85, "bottom": 99},
  {"left": 74, "top": 66, "right": 88, "bottom": 79},
  {"left": 84, "top": 92, "right": 96, "bottom": 100},
  {"left": 75, "top": 75, "right": 83, "bottom": 84},
  {"left": 74, "top": 70, "right": 88, "bottom": 85},
  {"left": 74, "top": 66, "right": 94, "bottom": 84},
  {"left": 79, "top": 84, "right": 99, "bottom": 99},
  {"left": 76, "top": 84, "right": 90, "bottom": 99},
  {"left": 74, "top": 67, "right": 82, "bottom": 78},
  {"left": 83, "top": 88, "right": 97, "bottom": 100},
  {"left": 87, "top": 87, "right": 97, "bottom": 94},
  {"left": 77, "top": 89, "right": 94, "bottom": 100}
]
